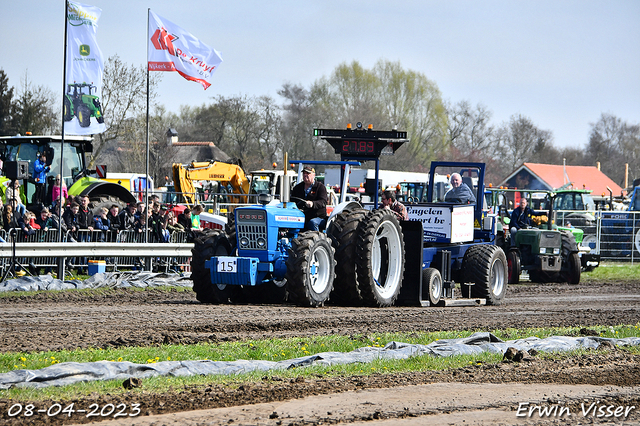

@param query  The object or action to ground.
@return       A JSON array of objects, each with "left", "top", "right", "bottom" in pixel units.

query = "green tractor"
[
  {"left": 63, "top": 83, "right": 104, "bottom": 128},
  {"left": 487, "top": 188, "right": 582, "bottom": 284}
]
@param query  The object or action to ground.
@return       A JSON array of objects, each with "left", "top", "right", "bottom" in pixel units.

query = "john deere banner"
[
  {"left": 148, "top": 10, "right": 223, "bottom": 89},
  {"left": 64, "top": 1, "right": 106, "bottom": 135}
]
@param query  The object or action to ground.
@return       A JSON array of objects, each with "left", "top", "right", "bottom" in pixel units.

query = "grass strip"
[{"left": 1, "top": 324, "right": 638, "bottom": 401}]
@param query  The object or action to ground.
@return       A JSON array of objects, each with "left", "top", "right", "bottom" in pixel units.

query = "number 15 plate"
[{"left": 216, "top": 257, "right": 237, "bottom": 273}]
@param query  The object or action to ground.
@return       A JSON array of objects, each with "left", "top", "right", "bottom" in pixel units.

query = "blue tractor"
[{"left": 191, "top": 125, "right": 508, "bottom": 307}]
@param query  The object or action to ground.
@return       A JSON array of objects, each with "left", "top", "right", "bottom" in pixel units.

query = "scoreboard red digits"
[{"left": 341, "top": 140, "right": 375, "bottom": 155}]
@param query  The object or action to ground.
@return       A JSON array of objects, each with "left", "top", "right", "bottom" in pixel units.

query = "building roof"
[
  {"left": 500, "top": 163, "right": 625, "bottom": 198},
  {"left": 171, "top": 142, "right": 231, "bottom": 164}
]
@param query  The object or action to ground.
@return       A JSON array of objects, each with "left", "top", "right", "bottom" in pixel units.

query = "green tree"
[
  {"left": 374, "top": 59, "right": 447, "bottom": 170},
  {"left": 0, "top": 69, "right": 15, "bottom": 136},
  {"left": 291, "top": 60, "right": 447, "bottom": 171},
  {"left": 11, "top": 72, "right": 58, "bottom": 135}
]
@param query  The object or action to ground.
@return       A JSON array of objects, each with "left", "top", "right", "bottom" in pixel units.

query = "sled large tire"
[
  {"left": 191, "top": 229, "right": 242, "bottom": 304},
  {"left": 355, "top": 209, "right": 405, "bottom": 307},
  {"left": 506, "top": 250, "right": 521, "bottom": 284},
  {"left": 326, "top": 208, "right": 368, "bottom": 305},
  {"left": 285, "top": 232, "right": 335, "bottom": 307},
  {"left": 559, "top": 231, "right": 581, "bottom": 284},
  {"left": 463, "top": 244, "right": 507, "bottom": 305}
]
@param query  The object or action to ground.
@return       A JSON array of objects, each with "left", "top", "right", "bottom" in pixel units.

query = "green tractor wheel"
[
  {"left": 77, "top": 104, "right": 91, "bottom": 127},
  {"left": 63, "top": 97, "right": 72, "bottom": 121}
]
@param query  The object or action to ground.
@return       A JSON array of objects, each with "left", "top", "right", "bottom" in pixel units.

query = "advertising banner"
[
  {"left": 406, "top": 204, "right": 474, "bottom": 243},
  {"left": 148, "top": 11, "right": 223, "bottom": 90},
  {"left": 64, "top": 1, "right": 106, "bottom": 135}
]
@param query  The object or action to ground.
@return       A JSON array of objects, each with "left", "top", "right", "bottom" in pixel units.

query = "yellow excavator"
[{"left": 171, "top": 160, "right": 250, "bottom": 206}]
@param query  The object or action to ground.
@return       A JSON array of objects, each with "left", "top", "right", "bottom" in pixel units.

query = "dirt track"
[{"left": 0, "top": 279, "right": 639, "bottom": 425}]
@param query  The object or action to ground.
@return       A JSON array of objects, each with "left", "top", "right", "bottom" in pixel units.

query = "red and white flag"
[{"left": 148, "top": 11, "right": 223, "bottom": 89}]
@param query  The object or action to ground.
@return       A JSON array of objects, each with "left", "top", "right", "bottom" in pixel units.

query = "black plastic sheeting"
[
  {"left": 0, "top": 272, "right": 192, "bottom": 292},
  {"left": 1, "top": 332, "right": 639, "bottom": 389}
]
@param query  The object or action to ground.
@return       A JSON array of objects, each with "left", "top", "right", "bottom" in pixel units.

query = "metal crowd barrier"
[
  {"left": 0, "top": 229, "right": 194, "bottom": 279},
  {"left": 555, "top": 209, "right": 639, "bottom": 264}
]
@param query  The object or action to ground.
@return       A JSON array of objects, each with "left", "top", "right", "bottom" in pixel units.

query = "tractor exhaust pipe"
[{"left": 282, "top": 152, "right": 290, "bottom": 206}]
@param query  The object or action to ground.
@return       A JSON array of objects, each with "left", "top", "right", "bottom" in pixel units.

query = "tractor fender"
[
  {"left": 69, "top": 177, "right": 137, "bottom": 205},
  {"left": 327, "top": 200, "right": 363, "bottom": 229}
]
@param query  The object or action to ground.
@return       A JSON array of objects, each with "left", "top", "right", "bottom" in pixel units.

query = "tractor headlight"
[
  {"left": 539, "top": 248, "right": 547, "bottom": 254},
  {"left": 553, "top": 248, "right": 560, "bottom": 255},
  {"left": 257, "top": 237, "right": 266, "bottom": 248},
  {"left": 240, "top": 236, "right": 250, "bottom": 247}
]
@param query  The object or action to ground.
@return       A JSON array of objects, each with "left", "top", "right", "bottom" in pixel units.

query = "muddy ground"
[{"left": 0, "top": 279, "right": 639, "bottom": 425}]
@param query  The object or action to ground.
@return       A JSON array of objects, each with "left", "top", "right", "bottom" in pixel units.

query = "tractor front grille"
[
  {"left": 540, "top": 231, "right": 561, "bottom": 249},
  {"left": 236, "top": 209, "right": 267, "bottom": 250}
]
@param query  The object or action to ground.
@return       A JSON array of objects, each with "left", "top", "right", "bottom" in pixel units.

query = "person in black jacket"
[
  {"left": 119, "top": 203, "right": 137, "bottom": 231},
  {"left": 106, "top": 204, "right": 121, "bottom": 233},
  {"left": 509, "top": 197, "right": 545, "bottom": 245},
  {"left": 291, "top": 166, "right": 328, "bottom": 231},
  {"left": 77, "top": 195, "right": 95, "bottom": 232},
  {"left": 177, "top": 208, "right": 192, "bottom": 230},
  {"left": 62, "top": 202, "right": 80, "bottom": 241}
]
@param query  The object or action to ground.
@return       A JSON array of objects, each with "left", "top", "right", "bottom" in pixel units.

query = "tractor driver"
[
  {"left": 291, "top": 166, "right": 328, "bottom": 231},
  {"left": 444, "top": 173, "right": 476, "bottom": 204},
  {"left": 509, "top": 197, "right": 544, "bottom": 245}
]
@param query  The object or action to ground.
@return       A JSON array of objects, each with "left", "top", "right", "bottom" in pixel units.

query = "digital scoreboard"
[{"left": 314, "top": 124, "right": 408, "bottom": 158}]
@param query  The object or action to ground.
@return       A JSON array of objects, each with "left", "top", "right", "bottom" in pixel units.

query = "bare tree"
[
  {"left": 93, "top": 54, "right": 160, "bottom": 167},
  {"left": 254, "top": 95, "right": 283, "bottom": 166},
  {"left": 279, "top": 83, "right": 333, "bottom": 162},
  {"left": 496, "top": 114, "right": 553, "bottom": 173},
  {"left": 585, "top": 113, "right": 639, "bottom": 187},
  {"left": 445, "top": 100, "right": 496, "bottom": 162}
]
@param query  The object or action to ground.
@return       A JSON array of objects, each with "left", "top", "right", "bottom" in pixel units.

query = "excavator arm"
[{"left": 172, "top": 161, "right": 250, "bottom": 206}]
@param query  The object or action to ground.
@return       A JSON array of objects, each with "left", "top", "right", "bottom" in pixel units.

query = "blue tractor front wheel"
[
  {"left": 192, "top": 229, "right": 243, "bottom": 304},
  {"left": 285, "top": 232, "right": 336, "bottom": 307}
]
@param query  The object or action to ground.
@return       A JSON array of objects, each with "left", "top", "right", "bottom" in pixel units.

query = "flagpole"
[
  {"left": 58, "top": 0, "right": 69, "bottom": 279},
  {"left": 145, "top": 8, "right": 150, "bottom": 250},
  {"left": 60, "top": 0, "right": 68, "bottom": 241}
]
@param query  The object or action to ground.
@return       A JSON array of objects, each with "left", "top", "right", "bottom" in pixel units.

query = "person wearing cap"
[{"left": 291, "top": 166, "right": 328, "bottom": 231}]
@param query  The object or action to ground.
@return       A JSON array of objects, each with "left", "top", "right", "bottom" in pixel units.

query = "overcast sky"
[{"left": 1, "top": 0, "right": 638, "bottom": 150}]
